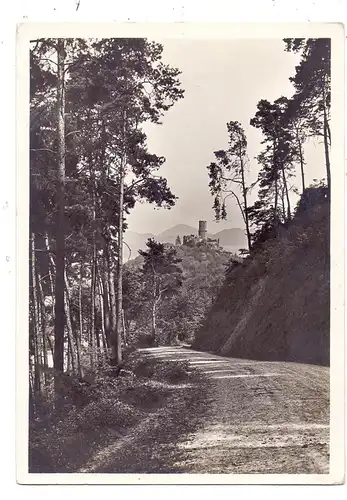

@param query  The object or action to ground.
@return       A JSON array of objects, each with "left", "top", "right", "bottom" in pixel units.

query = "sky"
[{"left": 126, "top": 38, "right": 325, "bottom": 235}]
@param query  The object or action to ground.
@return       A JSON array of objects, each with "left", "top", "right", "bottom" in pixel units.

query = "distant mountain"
[
  {"left": 124, "top": 224, "right": 247, "bottom": 261},
  {"left": 156, "top": 224, "right": 198, "bottom": 244},
  {"left": 213, "top": 228, "right": 247, "bottom": 246},
  {"left": 123, "top": 231, "right": 154, "bottom": 261}
]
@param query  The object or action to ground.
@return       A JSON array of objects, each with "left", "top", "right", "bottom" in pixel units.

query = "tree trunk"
[
  {"left": 326, "top": 119, "right": 331, "bottom": 147},
  {"left": 100, "top": 259, "right": 111, "bottom": 348},
  {"left": 77, "top": 262, "right": 84, "bottom": 378},
  {"left": 273, "top": 171, "right": 279, "bottom": 228},
  {"left": 89, "top": 166, "right": 97, "bottom": 367},
  {"left": 44, "top": 233, "right": 55, "bottom": 306},
  {"left": 107, "top": 244, "right": 117, "bottom": 355},
  {"left": 296, "top": 128, "right": 306, "bottom": 193},
  {"left": 64, "top": 272, "right": 76, "bottom": 374},
  {"left": 97, "top": 274, "right": 109, "bottom": 353},
  {"left": 30, "top": 232, "right": 42, "bottom": 393},
  {"left": 280, "top": 183, "right": 286, "bottom": 220},
  {"left": 36, "top": 268, "right": 49, "bottom": 385},
  {"left": 113, "top": 113, "right": 127, "bottom": 365},
  {"left": 43, "top": 235, "right": 55, "bottom": 361},
  {"left": 240, "top": 153, "right": 251, "bottom": 252},
  {"left": 67, "top": 342, "right": 71, "bottom": 372},
  {"left": 151, "top": 299, "right": 157, "bottom": 345},
  {"left": 90, "top": 245, "right": 97, "bottom": 368},
  {"left": 54, "top": 39, "right": 66, "bottom": 381},
  {"left": 280, "top": 162, "right": 291, "bottom": 221},
  {"left": 323, "top": 101, "right": 331, "bottom": 195},
  {"left": 272, "top": 140, "right": 281, "bottom": 230},
  {"left": 29, "top": 355, "right": 36, "bottom": 418}
]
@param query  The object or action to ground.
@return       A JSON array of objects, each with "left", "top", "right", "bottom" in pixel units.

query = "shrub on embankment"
[{"left": 192, "top": 199, "right": 330, "bottom": 366}]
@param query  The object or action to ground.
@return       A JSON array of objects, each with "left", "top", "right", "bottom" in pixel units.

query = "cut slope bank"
[{"left": 193, "top": 198, "right": 330, "bottom": 366}]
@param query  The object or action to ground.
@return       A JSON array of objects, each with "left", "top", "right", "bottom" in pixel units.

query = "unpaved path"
[{"left": 140, "top": 346, "right": 330, "bottom": 474}]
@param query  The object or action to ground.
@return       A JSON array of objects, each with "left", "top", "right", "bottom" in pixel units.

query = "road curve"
[{"left": 141, "top": 346, "right": 330, "bottom": 474}]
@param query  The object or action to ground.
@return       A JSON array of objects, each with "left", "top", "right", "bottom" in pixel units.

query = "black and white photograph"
[{"left": 16, "top": 22, "right": 344, "bottom": 484}]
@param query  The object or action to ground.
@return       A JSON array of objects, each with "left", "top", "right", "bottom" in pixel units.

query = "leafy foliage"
[
  {"left": 207, "top": 121, "right": 252, "bottom": 252},
  {"left": 284, "top": 38, "right": 331, "bottom": 189},
  {"left": 124, "top": 239, "right": 232, "bottom": 345}
]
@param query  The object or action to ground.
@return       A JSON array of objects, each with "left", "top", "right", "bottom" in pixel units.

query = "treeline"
[
  {"left": 207, "top": 38, "right": 331, "bottom": 253},
  {"left": 29, "top": 38, "right": 184, "bottom": 403}
]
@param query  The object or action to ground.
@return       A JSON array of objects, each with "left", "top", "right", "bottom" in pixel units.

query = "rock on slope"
[{"left": 192, "top": 199, "right": 330, "bottom": 366}]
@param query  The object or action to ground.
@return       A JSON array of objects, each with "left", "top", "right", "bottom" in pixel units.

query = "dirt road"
[{"left": 141, "top": 346, "right": 330, "bottom": 474}]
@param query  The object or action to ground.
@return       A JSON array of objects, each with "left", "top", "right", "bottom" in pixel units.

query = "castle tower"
[{"left": 198, "top": 220, "right": 207, "bottom": 240}]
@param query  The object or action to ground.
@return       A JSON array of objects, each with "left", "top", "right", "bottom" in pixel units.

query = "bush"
[
  {"left": 29, "top": 350, "right": 195, "bottom": 473},
  {"left": 118, "top": 380, "right": 171, "bottom": 410},
  {"left": 29, "top": 390, "right": 143, "bottom": 472},
  {"left": 153, "top": 360, "right": 190, "bottom": 383},
  {"left": 125, "top": 352, "right": 190, "bottom": 383},
  {"left": 126, "top": 356, "right": 156, "bottom": 378},
  {"left": 65, "top": 398, "right": 143, "bottom": 433}
]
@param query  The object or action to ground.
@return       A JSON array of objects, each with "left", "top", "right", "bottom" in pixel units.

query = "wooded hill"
[{"left": 123, "top": 238, "right": 232, "bottom": 346}]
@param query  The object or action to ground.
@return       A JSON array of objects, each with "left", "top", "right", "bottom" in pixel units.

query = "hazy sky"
[{"left": 126, "top": 38, "right": 325, "bottom": 235}]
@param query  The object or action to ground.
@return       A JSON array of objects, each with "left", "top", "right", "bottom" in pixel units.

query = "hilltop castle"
[{"left": 181, "top": 221, "right": 220, "bottom": 248}]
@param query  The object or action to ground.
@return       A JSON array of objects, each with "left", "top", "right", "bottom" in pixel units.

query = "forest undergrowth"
[{"left": 29, "top": 350, "right": 206, "bottom": 473}]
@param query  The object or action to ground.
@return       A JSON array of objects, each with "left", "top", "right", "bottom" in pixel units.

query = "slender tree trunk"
[
  {"left": 64, "top": 273, "right": 76, "bottom": 374},
  {"left": 65, "top": 269, "right": 81, "bottom": 376},
  {"left": 46, "top": 335, "right": 54, "bottom": 361},
  {"left": 79, "top": 262, "right": 83, "bottom": 337},
  {"left": 150, "top": 274, "right": 159, "bottom": 345},
  {"left": 31, "top": 233, "right": 41, "bottom": 393},
  {"left": 97, "top": 275, "right": 108, "bottom": 353},
  {"left": 322, "top": 100, "right": 331, "bottom": 195},
  {"left": 43, "top": 236, "right": 55, "bottom": 361},
  {"left": 280, "top": 162, "right": 291, "bottom": 221},
  {"left": 100, "top": 259, "right": 110, "bottom": 348},
  {"left": 67, "top": 343, "right": 71, "bottom": 372},
  {"left": 44, "top": 233, "right": 55, "bottom": 305},
  {"left": 280, "top": 184, "right": 286, "bottom": 220},
  {"left": 102, "top": 255, "right": 110, "bottom": 342},
  {"left": 295, "top": 129, "right": 306, "bottom": 193},
  {"left": 272, "top": 140, "right": 280, "bottom": 230},
  {"left": 54, "top": 39, "right": 66, "bottom": 382},
  {"left": 77, "top": 262, "right": 84, "bottom": 378},
  {"left": 95, "top": 328, "right": 100, "bottom": 350},
  {"left": 29, "top": 355, "right": 36, "bottom": 418},
  {"left": 326, "top": 119, "right": 331, "bottom": 147},
  {"left": 107, "top": 244, "right": 117, "bottom": 356},
  {"left": 113, "top": 114, "right": 126, "bottom": 365},
  {"left": 274, "top": 176, "right": 279, "bottom": 229},
  {"left": 274, "top": 177, "right": 278, "bottom": 217},
  {"left": 90, "top": 221, "right": 97, "bottom": 368},
  {"left": 36, "top": 268, "right": 49, "bottom": 386},
  {"left": 240, "top": 153, "right": 251, "bottom": 252},
  {"left": 151, "top": 299, "right": 156, "bottom": 345},
  {"left": 33, "top": 330, "right": 41, "bottom": 393}
]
